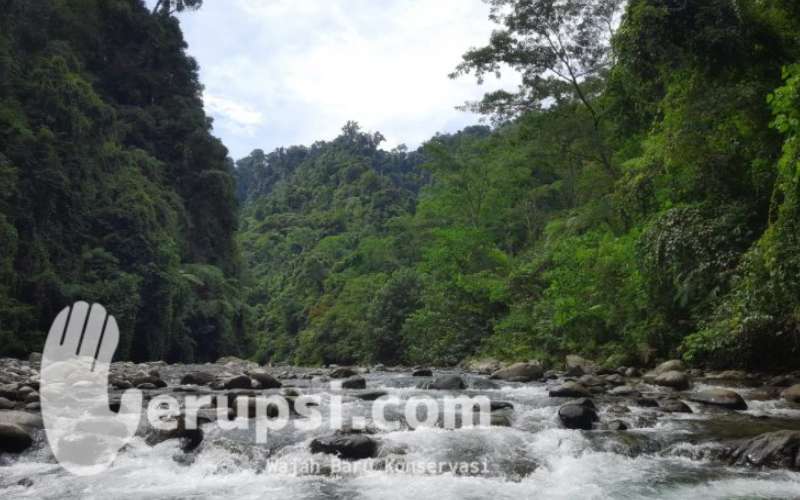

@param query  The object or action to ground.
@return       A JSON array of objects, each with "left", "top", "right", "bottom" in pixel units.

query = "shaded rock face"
[
  {"left": 725, "top": 431, "right": 800, "bottom": 470},
  {"left": 310, "top": 434, "right": 380, "bottom": 460},
  {"left": 490, "top": 362, "right": 543, "bottom": 382},
  {"left": 549, "top": 382, "right": 591, "bottom": 398},
  {"left": 558, "top": 403, "right": 598, "bottom": 430},
  {"left": 653, "top": 371, "right": 690, "bottom": 390},
  {"left": 689, "top": 389, "right": 748, "bottom": 410},
  {"left": 412, "top": 368, "right": 433, "bottom": 377}
]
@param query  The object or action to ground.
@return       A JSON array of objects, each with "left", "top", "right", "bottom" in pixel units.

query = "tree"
[
  {"left": 152, "top": 0, "right": 203, "bottom": 16},
  {"left": 451, "top": 0, "right": 623, "bottom": 174}
]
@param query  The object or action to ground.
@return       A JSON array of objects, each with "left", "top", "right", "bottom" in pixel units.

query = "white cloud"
[
  {"left": 203, "top": 93, "right": 265, "bottom": 136},
  {"left": 176, "top": 0, "right": 518, "bottom": 157}
]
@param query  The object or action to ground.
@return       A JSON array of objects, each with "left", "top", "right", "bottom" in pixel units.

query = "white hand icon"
[{"left": 41, "top": 302, "right": 142, "bottom": 476}]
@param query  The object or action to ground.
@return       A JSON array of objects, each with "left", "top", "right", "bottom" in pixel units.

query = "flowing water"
[{"left": 2, "top": 369, "right": 800, "bottom": 499}]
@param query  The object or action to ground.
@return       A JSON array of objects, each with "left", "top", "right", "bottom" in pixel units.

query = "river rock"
[
  {"left": 653, "top": 370, "right": 690, "bottom": 390},
  {"left": 549, "top": 382, "right": 591, "bottom": 398},
  {"left": 412, "top": 368, "right": 433, "bottom": 377},
  {"left": 490, "top": 409, "right": 513, "bottom": 427},
  {"left": 247, "top": 369, "right": 282, "bottom": 389},
  {"left": 781, "top": 384, "right": 800, "bottom": 404},
  {"left": 558, "top": 403, "right": 598, "bottom": 430},
  {"left": 353, "top": 390, "right": 387, "bottom": 401},
  {"left": 0, "top": 396, "right": 15, "bottom": 410},
  {"left": 464, "top": 358, "right": 503, "bottom": 375},
  {"left": 490, "top": 362, "right": 543, "bottom": 382},
  {"left": 768, "top": 375, "right": 795, "bottom": 387},
  {"left": 578, "top": 374, "right": 604, "bottom": 387},
  {"left": 725, "top": 430, "right": 800, "bottom": 470},
  {"left": 222, "top": 374, "right": 253, "bottom": 390},
  {"left": 654, "top": 360, "right": 684, "bottom": 375},
  {"left": 609, "top": 385, "right": 640, "bottom": 397},
  {"left": 0, "top": 384, "right": 18, "bottom": 400},
  {"left": 566, "top": 355, "right": 594, "bottom": 375},
  {"left": 0, "top": 410, "right": 43, "bottom": 431},
  {"left": 468, "top": 377, "right": 500, "bottom": 390},
  {"left": 330, "top": 367, "right": 357, "bottom": 379},
  {"left": 689, "top": 389, "right": 748, "bottom": 410},
  {"left": 604, "top": 374, "right": 625, "bottom": 386},
  {"left": 658, "top": 399, "right": 692, "bottom": 413},
  {"left": 607, "top": 420, "right": 628, "bottom": 431},
  {"left": 0, "top": 423, "right": 33, "bottom": 453},
  {"left": 180, "top": 371, "right": 216, "bottom": 386},
  {"left": 420, "top": 375, "right": 466, "bottom": 391},
  {"left": 341, "top": 376, "right": 366, "bottom": 389},
  {"left": 310, "top": 434, "right": 380, "bottom": 460}
]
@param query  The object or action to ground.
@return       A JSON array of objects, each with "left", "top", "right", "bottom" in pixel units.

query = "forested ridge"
[
  {"left": 237, "top": 0, "right": 800, "bottom": 370},
  {"left": 0, "top": 0, "right": 249, "bottom": 361},
  {"left": 2, "top": 0, "right": 800, "bottom": 371}
]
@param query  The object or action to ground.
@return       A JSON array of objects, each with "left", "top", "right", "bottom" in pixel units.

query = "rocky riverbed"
[{"left": 1, "top": 355, "right": 800, "bottom": 499}]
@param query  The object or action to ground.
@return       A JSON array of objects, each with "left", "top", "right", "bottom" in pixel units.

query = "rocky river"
[{"left": 1, "top": 355, "right": 800, "bottom": 499}]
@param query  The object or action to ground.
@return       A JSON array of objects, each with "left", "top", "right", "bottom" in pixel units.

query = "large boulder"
[
  {"left": 0, "top": 423, "right": 32, "bottom": 453},
  {"left": 653, "top": 360, "right": 684, "bottom": 375},
  {"left": 781, "top": 384, "right": 800, "bottom": 404},
  {"left": 658, "top": 399, "right": 693, "bottom": 413},
  {"left": 558, "top": 402, "right": 598, "bottom": 430},
  {"left": 464, "top": 358, "right": 503, "bottom": 375},
  {"left": 725, "top": 430, "right": 800, "bottom": 470},
  {"left": 653, "top": 370, "right": 690, "bottom": 390},
  {"left": 309, "top": 434, "right": 380, "bottom": 460},
  {"left": 180, "top": 371, "right": 216, "bottom": 386},
  {"left": 689, "top": 389, "right": 748, "bottom": 410},
  {"left": 565, "top": 355, "right": 594, "bottom": 376},
  {"left": 246, "top": 370, "right": 282, "bottom": 389},
  {"left": 341, "top": 376, "right": 367, "bottom": 389},
  {"left": 490, "top": 362, "right": 543, "bottom": 382},
  {"left": 419, "top": 375, "right": 466, "bottom": 391},
  {"left": 0, "top": 410, "right": 43, "bottom": 432},
  {"left": 222, "top": 374, "right": 253, "bottom": 390},
  {"left": 549, "top": 382, "right": 591, "bottom": 398}
]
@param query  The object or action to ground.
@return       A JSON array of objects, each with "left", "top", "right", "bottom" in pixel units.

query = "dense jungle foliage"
[
  {"left": 237, "top": 0, "right": 800, "bottom": 370},
  {"left": 0, "top": 0, "right": 250, "bottom": 361},
  {"left": 3, "top": 0, "right": 800, "bottom": 371}
]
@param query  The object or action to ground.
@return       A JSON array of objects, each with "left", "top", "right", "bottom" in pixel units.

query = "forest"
[{"left": 3, "top": 0, "right": 800, "bottom": 371}]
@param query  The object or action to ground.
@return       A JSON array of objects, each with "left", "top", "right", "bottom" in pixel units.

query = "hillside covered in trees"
[
  {"left": 0, "top": 0, "right": 249, "bottom": 361},
  {"left": 237, "top": 0, "right": 800, "bottom": 370},
  {"left": 2, "top": 0, "right": 800, "bottom": 372}
]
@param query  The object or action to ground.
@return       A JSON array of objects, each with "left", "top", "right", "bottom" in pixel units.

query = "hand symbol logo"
[{"left": 40, "top": 302, "right": 142, "bottom": 476}]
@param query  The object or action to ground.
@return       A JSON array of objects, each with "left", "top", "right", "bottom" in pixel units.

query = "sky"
[{"left": 166, "top": 0, "right": 518, "bottom": 159}]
